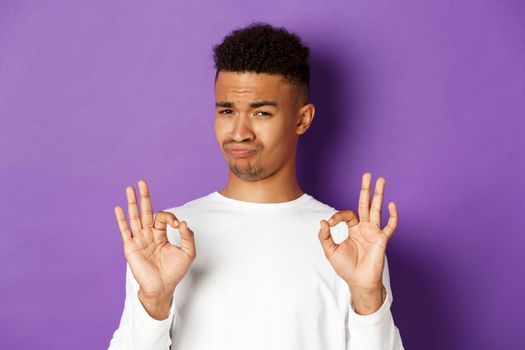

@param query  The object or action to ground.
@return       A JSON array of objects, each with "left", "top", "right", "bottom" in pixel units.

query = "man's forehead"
[
  {"left": 214, "top": 71, "right": 294, "bottom": 103},
  {"left": 215, "top": 71, "right": 288, "bottom": 90}
]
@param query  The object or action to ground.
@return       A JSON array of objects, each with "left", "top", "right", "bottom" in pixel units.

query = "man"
[{"left": 108, "top": 22, "right": 404, "bottom": 349}]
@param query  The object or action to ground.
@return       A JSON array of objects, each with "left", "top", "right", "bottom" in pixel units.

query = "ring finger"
[
  {"left": 358, "top": 172, "right": 372, "bottom": 222},
  {"left": 126, "top": 186, "right": 142, "bottom": 235}
]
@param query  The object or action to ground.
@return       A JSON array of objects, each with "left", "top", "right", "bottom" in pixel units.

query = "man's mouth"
[{"left": 225, "top": 146, "right": 257, "bottom": 158}]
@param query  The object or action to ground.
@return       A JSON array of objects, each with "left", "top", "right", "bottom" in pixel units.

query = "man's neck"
[{"left": 219, "top": 174, "right": 304, "bottom": 204}]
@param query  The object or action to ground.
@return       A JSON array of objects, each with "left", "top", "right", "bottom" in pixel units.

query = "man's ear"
[{"left": 296, "top": 102, "right": 316, "bottom": 135}]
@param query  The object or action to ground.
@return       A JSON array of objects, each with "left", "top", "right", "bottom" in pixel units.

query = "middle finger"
[{"left": 370, "top": 177, "right": 385, "bottom": 226}]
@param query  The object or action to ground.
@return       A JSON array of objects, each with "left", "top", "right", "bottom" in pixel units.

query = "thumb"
[
  {"left": 318, "top": 219, "right": 336, "bottom": 259},
  {"left": 178, "top": 221, "right": 196, "bottom": 259}
]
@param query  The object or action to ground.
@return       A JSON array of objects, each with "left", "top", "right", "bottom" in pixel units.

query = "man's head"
[{"left": 212, "top": 22, "right": 315, "bottom": 182}]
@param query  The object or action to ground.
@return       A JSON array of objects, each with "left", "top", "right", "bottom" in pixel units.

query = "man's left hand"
[{"left": 318, "top": 172, "right": 398, "bottom": 314}]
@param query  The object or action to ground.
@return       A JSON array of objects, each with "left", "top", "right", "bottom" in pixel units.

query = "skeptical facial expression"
[{"left": 214, "top": 71, "right": 310, "bottom": 181}]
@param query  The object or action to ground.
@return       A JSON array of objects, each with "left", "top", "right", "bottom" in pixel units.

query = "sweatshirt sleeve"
[
  {"left": 345, "top": 255, "right": 404, "bottom": 350},
  {"left": 107, "top": 263, "right": 176, "bottom": 350}
]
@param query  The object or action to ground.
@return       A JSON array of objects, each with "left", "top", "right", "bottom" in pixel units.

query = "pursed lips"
[{"left": 225, "top": 145, "right": 257, "bottom": 158}]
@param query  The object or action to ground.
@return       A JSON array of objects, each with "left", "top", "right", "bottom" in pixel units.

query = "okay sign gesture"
[
  {"left": 114, "top": 180, "right": 197, "bottom": 308},
  {"left": 318, "top": 172, "right": 398, "bottom": 292}
]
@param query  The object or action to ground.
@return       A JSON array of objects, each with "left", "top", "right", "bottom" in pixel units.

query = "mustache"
[{"left": 223, "top": 141, "right": 261, "bottom": 149}]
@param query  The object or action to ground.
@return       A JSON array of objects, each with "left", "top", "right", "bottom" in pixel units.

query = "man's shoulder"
[
  {"left": 305, "top": 195, "right": 349, "bottom": 243},
  {"left": 160, "top": 191, "right": 215, "bottom": 214},
  {"left": 305, "top": 194, "right": 340, "bottom": 215}
]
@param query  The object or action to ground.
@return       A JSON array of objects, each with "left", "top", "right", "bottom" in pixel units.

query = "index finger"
[
  {"left": 328, "top": 209, "right": 359, "bottom": 228},
  {"left": 152, "top": 211, "right": 180, "bottom": 243}
]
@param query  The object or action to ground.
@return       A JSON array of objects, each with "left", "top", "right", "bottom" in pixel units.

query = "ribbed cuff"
[
  {"left": 348, "top": 289, "right": 392, "bottom": 326},
  {"left": 130, "top": 290, "right": 175, "bottom": 349}
]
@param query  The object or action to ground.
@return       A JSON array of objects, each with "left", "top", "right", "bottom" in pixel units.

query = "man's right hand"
[{"left": 114, "top": 179, "right": 197, "bottom": 319}]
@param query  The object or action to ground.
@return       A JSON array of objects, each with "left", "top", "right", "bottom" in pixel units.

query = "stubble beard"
[{"left": 228, "top": 160, "right": 267, "bottom": 181}]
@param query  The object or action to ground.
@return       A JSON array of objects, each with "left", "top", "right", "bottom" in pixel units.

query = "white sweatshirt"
[{"left": 108, "top": 191, "right": 404, "bottom": 350}]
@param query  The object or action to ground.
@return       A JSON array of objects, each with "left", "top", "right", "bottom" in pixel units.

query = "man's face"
[{"left": 214, "top": 70, "right": 312, "bottom": 182}]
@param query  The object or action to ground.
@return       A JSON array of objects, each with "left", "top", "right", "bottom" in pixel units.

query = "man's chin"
[{"left": 229, "top": 164, "right": 266, "bottom": 181}]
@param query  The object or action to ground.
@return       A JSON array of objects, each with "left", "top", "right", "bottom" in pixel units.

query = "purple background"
[{"left": 1, "top": 1, "right": 524, "bottom": 349}]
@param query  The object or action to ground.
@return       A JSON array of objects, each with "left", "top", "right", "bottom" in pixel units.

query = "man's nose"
[{"left": 230, "top": 114, "right": 254, "bottom": 142}]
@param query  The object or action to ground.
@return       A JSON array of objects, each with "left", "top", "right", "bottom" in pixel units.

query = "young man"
[{"left": 109, "top": 22, "right": 404, "bottom": 349}]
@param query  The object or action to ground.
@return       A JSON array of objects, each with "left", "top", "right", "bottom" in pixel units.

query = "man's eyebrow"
[{"left": 215, "top": 100, "right": 279, "bottom": 108}]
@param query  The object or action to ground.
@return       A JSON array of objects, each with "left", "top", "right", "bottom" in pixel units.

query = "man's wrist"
[
  {"left": 348, "top": 284, "right": 386, "bottom": 315},
  {"left": 137, "top": 289, "right": 174, "bottom": 320}
]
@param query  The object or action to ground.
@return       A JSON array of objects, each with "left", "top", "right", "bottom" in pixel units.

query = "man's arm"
[
  {"left": 345, "top": 255, "right": 404, "bottom": 350},
  {"left": 109, "top": 181, "right": 196, "bottom": 349},
  {"left": 107, "top": 263, "right": 176, "bottom": 350}
]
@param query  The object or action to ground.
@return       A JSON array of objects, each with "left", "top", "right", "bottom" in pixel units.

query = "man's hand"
[
  {"left": 318, "top": 172, "right": 398, "bottom": 315},
  {"left": 114, "top": 179, "right": 197, "bottom": 319}
]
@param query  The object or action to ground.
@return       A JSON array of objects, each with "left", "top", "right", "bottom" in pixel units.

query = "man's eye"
[
  {"left": 219, "top": 109, "right": 233, "bottom": 115},
  {"left": 255, "top": 111, "right": 272, "bottom": 117}
]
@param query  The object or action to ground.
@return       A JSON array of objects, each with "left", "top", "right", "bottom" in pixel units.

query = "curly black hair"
[{"left": 212, "top": 22, "right": 310, "bottom": 97}]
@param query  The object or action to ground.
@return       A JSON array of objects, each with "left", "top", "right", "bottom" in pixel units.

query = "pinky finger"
[
  {"left": 382, "top": 202, "right": 398, "bottom": 238},
  {"left": 114, "top": 205, "right": 133, "bottom": 243}
]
